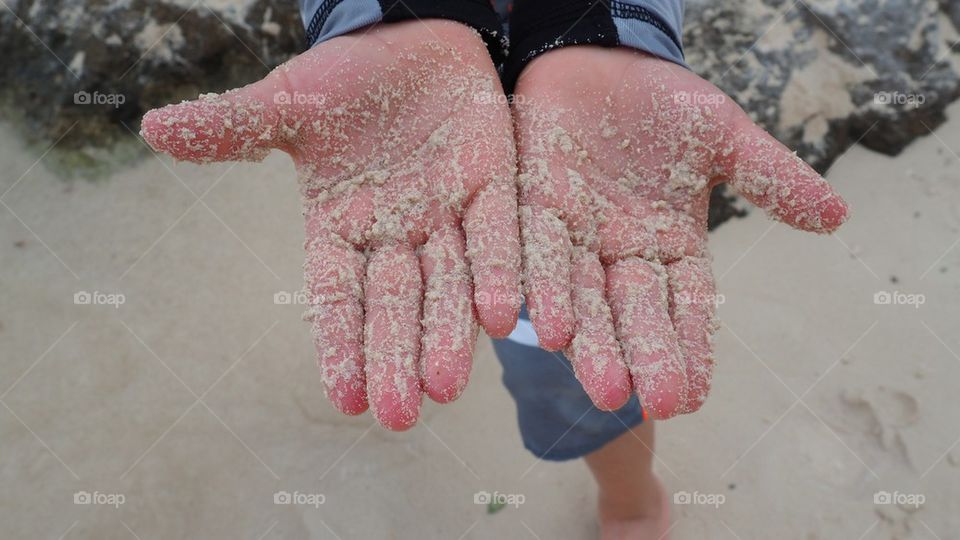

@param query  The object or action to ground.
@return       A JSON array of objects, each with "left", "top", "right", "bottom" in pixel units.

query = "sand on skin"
[{"left": 2, "top": 101, "right": 960, "bottom": 536}]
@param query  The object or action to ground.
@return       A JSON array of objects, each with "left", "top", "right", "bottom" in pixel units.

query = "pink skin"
[
  {"left": 140, "top": 20, "right": 522, "bottom": 430},
  {"left": 514, "top": 47, "right": 849, "bottom": 419}
]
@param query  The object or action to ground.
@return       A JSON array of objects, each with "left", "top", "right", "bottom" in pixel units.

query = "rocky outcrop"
[
  {"left": 685, "top": 0, "right": 960, "bottom": 171},
  {"left": 0, "top": 0, "right": 302, "bottom": 159}
]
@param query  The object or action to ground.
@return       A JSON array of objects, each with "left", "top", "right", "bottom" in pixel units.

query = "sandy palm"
[
  {"left": 513, "top": 47, "right": 849, "bottom": 419},
  {"left": 141, "top": 20, "right": 521, "bottom": 430}
]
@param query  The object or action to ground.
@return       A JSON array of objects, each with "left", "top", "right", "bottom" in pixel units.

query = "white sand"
[{"left": 2, "top": 103, "right": 960, "bottom": 538}]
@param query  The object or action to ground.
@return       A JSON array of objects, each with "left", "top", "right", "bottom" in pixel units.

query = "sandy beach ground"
[{"left": 2, "top": 102, "right": 959, "bottom": 539}]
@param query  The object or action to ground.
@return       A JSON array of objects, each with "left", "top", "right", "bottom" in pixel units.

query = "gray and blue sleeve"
[
  {"left": 298, "top": 0, "right": 508, "bottom": 65},
  {"left": 503, "top": 0, "right": 685, "bottom": 91}
]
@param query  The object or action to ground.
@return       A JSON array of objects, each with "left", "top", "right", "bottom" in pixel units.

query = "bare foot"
[{"left": 598, "top": 478, "right": 670, "bottom": 540}]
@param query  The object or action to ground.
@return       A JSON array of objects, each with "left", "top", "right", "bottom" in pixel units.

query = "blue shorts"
[{"left": 491, "top": 307, "right": 645, "bottom": 461}]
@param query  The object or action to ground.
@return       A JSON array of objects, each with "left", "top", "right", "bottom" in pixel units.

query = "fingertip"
[
  {"left": 139, "top": 101, "right": 220, "bottom": 162},
  {"left": 782, "top": 189, "right": 850, "bottom": 234},
  {"left": 423, "top": 382, "right": 463, "bottom": 405},
  {"left": 326, "top": 388, "right": 369, "bottom": 416},
  {"left": 592, "top": 384, "right": 631, "bottom": 412},
  {"left": 139, "top": 108, "right": 163, "bottom": 148},
  {"left": 476, "top": 287, "right": 520, "bottom": 339},
  {"left": 639, "top": 377, "right": 685, "bottom": 420},
  {"left": 376, "top": 413, "right": 419, "bottom": 432},
  {"left": 370, "top": 393, "right": 422, "bottom": 431},
  {"left": 527, "top": 299, "right": 574, "bottom": 348},
  {"left": 526, "top": 279, "right": 573, "bottom": 351},
  {"left": 473, "top": 266, "right": 520, "bottom": 339},
  {"left": 479, "top": 311, "right": 518, "bottom": 340},
  {"left": 317, "top": 349, "right": 369, "bottom": 417},
  {"left": 818, "top": 194, "right": 850, "bottom": 233},
  {"left": 140, "top": 105, "right": 182, "bottom": 155},
  {"left": 533, "top": 323, "right": 573, "bottom": 352},
  {"left": 318, "top": 350, "right": 368, "bottom": 416},
  {"left": 422, "top": 348, "right": 472, "bottom": 404}
]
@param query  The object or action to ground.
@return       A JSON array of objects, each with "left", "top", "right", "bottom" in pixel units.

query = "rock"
[
  {"left": 685, "top": 0, "right": 960, "bottom": 171},
  {"left": 0, "top": 0, "right": 302, "bottom": 172},
  {"left": 707, "top": 184, "right": 748, "bottom": 230}
]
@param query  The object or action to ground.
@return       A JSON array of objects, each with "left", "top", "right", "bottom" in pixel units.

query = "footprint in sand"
[{"left": 828, "top": 386, "right": 920, "bottom": 468}]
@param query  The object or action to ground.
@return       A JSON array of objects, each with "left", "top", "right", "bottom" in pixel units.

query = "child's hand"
[
  {"left": 141, "top": 20, "right": 521, "bottom": 430},
  {"left": 512, "top": 47, "right": 848, "bottom": 419}
]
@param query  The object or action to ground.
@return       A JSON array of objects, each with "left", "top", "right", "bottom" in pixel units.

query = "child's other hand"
[
  {"left": 141, "top": 20, "right": 521, "bottom": 430},
  {"left": 512, "top": 47, "right": 848, "bottom": 419}
]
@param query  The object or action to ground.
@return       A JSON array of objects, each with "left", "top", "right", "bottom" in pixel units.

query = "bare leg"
[{"left": 584, "top": 420, "right": 669, "bottom": 539}]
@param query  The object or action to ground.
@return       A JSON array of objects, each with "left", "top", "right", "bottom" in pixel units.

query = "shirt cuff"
[
  {"left": 299, "top": 0, "right": 508, "bottom": 66},
  {"left": 504, "top": 0, "right": 686, "bottom": 92}
]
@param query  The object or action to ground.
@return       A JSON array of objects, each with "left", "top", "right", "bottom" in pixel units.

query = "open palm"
[
  {"left": 142, "top": 20, "right": 521, "bottom": 430},
  {"left": 514, "top": 47, "right": 848, "bottom": 419}
]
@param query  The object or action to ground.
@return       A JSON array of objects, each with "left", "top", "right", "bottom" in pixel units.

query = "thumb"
[
  {"left": 723, "top": 115, "right": 849, "bottom": 233},
  {"left": 140, "top": 71, "right": 287, "bottom": 163}
]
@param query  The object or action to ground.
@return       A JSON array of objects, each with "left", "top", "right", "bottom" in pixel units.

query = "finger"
[
  {"left": 140, "top": 72, "right": 284, "bottom": 163},
  {"left": 606, "top": 257, "right": 687, "bottom": 420},
  {"left": 463, "top": 179, "right": 522, "bottom": 338},
  {"left": 519, "top": 205, "right": 574, "bottom": 351},
  {"left": 724, "top": 118, "right": 849, "bottom": 233},
  {"left": 304, "top": 233, "right": 367, "bottom": 415},
  {"left": 364, "top": 245, "right": 423, "bottom": 431},
  {"left": 666, "top": 257, "right": 719, "bottom": 414},
  {"left": 565, "top": 247, "right": 631, "bottom": 411},
  {"left": 420, "top": 227, "right": 479, "bottom": 403}
]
